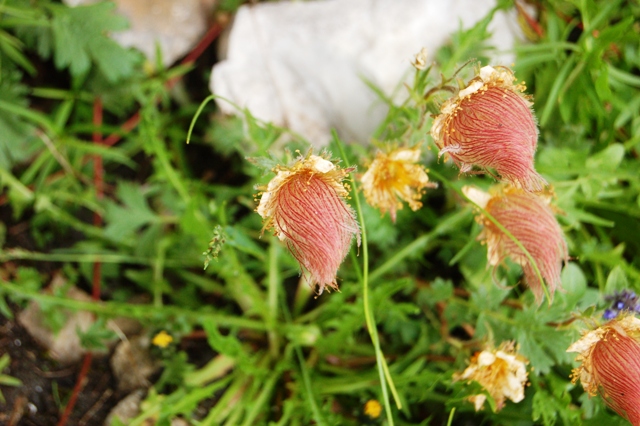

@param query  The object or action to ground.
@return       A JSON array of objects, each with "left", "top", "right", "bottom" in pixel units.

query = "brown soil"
[{"left": 0, "top": 314, "right": 120, "bottom": 426}]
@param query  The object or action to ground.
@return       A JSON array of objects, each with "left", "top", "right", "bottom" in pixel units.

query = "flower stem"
[
  {"left": 268, "top": 237, "right": 281, "bottom": 358},
  {"left": 334, "top": 135, "right": 401, "bottom": 425}
]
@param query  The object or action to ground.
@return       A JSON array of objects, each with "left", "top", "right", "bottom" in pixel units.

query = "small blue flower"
[{"left": 603, "top": 290, "right": 640, "bottom": 320}]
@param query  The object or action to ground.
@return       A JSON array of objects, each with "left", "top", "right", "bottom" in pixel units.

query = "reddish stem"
[
  {"left": 515, "top": 1, "right": 545, "bottom": 39},
  {"left": 57, "top": 99, "right": 103, "bottom": 426},
  {"left": 182, "top": 23, "right": 223, "bottom": 66},
  {"left": 55, "top": 19, "right": 224, "bottom": 426},
  {"left": 56, "top": 353, "right": 93, "bottom": 426},
  {"left": 92, "top": 98, "right": 104, "bottom": 301},
  {"left": 92, "top": 98, "right": 104, "bottom": 226},
  {"left": 102, "top": 111, "right": 141, "bottom": 147}
]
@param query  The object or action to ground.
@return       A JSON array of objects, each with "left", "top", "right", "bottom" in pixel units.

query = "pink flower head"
[
  {"left": 463, "top": 185, "right": 567, "bottom": 304},
  {"left": 431, "top": 65, "right": 546, "bottom": 191},
  {"left": 567, "top": 315, "right": 640, "bottom": 426},
  {"left": 360, "top": 147, "right": 436, "bottom": 222},
  {"left": 256, "top": 152, "right": 360, "bottom": 294}
]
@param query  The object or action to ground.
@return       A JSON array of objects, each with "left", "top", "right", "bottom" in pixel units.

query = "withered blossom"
[
  {"left": 463, "top": 185, "right": 567, "bottom": 304},
  {"left": 431, "top": 65, "right": 546, "bottom": 191},
  {"left": 360, "top": 147, "right": 436, "bottom": 222},
  {"left": 411, "top": 47, "right": 428, "bottom": 70},
  {"left": 567, "top": 315, "right": 640, "bottom": 426},
  {"left": 256, "top": 152, "right": 360, "bottom": 294},
  {"left": 455, "top": 341, "right": 529, "bottom": 412}
]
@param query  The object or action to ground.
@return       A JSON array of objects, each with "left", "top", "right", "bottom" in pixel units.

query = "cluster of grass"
[{"left": 1, "top": 0, "right": 639, "bottom": 425}]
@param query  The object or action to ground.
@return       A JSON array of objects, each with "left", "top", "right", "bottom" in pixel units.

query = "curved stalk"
[{"left": 335, "top": 136, "right": 401, "bottom": 426}]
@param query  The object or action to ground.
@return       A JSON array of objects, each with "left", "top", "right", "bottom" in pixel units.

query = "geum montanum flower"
[
  {"left": 256, "top": 152, "right": 360, "bottom": 295},
  {"left": 431, "top": 65, "right": 546, "bottom": 192},
  {"left": 360, "top": 147, "right": 436, "bottom": 222},
  {"left": 463, "top": 185, "right": 568, "bottom": 304},
  {"left": 567, "top": 315, "right": 640, "bottom": 426},
  {"left": 454, "top": 341, "right": 529, "bottom": 412}
]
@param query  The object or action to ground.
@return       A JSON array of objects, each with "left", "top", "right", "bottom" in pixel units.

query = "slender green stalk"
[
  {"left": 446, "top": 408, "right": 456, "bottom": 426},
  {"left": 294, "top": 345, "right": 325, "bottom": 426},
  {"left": 0, "top": 248, "right": 200, "bottom": 268},
  {"left": 153, "top": 238, "right": 169, "bottom": 308},
  {"left": 149, "top": 134, "right": 191, "bottom": 203},
  {"left": 0, "top": 280, "right": 267, "bottom": 330},
  {"left": 280, "top": 289, "right": 326, "bottom": 425},
  {"left": 186, "top": 94, "right": 216, "bottom": 144},
  {"left": 240, "top": 367, "right": 281, "bottom": 426},
  {"left": 335, "top": 136, "right": 401, "bottom": 425},
  {"left": 268, "top": 237, "right": 281, "bottom": 358},
  {"left": 369, "top": 208, "right": 470, "bottom": 282}
]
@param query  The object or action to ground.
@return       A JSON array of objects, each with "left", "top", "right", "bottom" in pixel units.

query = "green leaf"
[
  {"left": 103, "top": 181, "right": 158, "bottom": 242},
  {"left": 0, "top": 67, "right": 36, "bottom": 169},
  {"left": 49, "top": 2, "right": 140, "bottom": 82},
  {"left": 559, "top": 263, "right": 587, "bottom": 305},
  {"left": 77, "top": 317, "right": 117, "bottom": 351},
  {"left": 532, "top": 389, "right": 558, "bottom": 426},
  {"left": 517, "top": 328, "right": 555, "bottom": 375},
  {"left": 604, "top": 265, "right": 628, "bottom": 293},
  {"left": 60, "top": 137, "right": 136, "bottom": 168},
  {"left": 417, "top": 278, "right": 453, "bottom": 308},
  {"left": 586, "top": 143, "right": 625, "bottom": 170}
]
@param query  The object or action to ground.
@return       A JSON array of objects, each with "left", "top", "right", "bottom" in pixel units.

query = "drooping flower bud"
[
  {"left": 256, "top": 152, "right": 360, "bottom": 294},
  {"left": 454, "top": 341, "right": 529, "bottom": 412},
  {"left": 567, "top": 315, "right": 640, "bottom": 426},
  {"left": 360, "top": 147, "right": 436, "bottom": 222},
  {"left": 431, "top": 65, "right": 546, "bottom": 191},
  {"left": 463, "top": 185, "right": 567, "bottom": 304}
]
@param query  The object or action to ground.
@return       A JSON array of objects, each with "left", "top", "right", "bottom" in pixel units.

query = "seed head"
[
  {"left": 431, "top": 65, "right": 546, "bottom": 191},
  {"left": 360, "top": 147, "right": 436, "bottom": 222},
  {"left": 256, "top": 152, "right": 360, "bottom": 294},
  {"left": 464, "top": 185, "right": 567, "bottom": 304},
  {"left": 567, "top": 315, "right": 640, "bottom": 426}
]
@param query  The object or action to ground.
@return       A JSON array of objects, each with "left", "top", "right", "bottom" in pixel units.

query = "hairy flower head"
[
  {"left": 455, "top": 341, "right": 529, "bottom": 412},
  {"left": 256, "top": 152, "right": 360, "bottom": 294},
  {"left": 567, "top": 315, "right": 640, "bottom": 425},
  {"left": 464, "top": 185, "right": 567, "bottom": 304},
  {"left": 431, "top": 65, "right": 545, "bottom": 191},
  {"left": 360, "top": 147, "right": 436, "bottom": 222}
]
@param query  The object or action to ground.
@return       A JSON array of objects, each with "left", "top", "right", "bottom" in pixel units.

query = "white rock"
[
  {"left": 17, "top": 274, "right": 141, "bottom": 365},
  {"left": 105, "top": 389, "right": 145, "bottom": 426},
  {"left": 18, "top": 276, "right": 96, "bottom": 365},
  {"left": 211, "top": 0, "right": 527, "bottom": 147}
]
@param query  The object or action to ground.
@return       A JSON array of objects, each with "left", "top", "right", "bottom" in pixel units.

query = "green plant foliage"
[
  {"left": 48, "top": 2, "right": 141, "bottom": 81},
  {"left": 0, "top": 0, "right": 639, "bottom": 424},
  {"left": 0, "top": 354, "right": 23, "bottom": 404}
]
